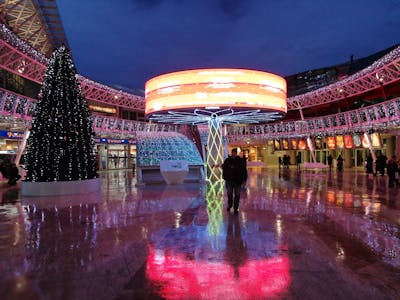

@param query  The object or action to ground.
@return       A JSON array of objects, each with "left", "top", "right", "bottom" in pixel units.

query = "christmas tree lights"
[{"left": 24, "top": 45, "right": 98, "bottom": 182}]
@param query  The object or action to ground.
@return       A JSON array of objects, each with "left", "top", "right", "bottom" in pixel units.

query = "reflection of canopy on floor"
[{"left": 150, "top": 221, "right": 281, "bottom": 260}]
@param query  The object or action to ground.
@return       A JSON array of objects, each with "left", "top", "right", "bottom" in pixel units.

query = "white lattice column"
[
  {"left": 206, "top": 181, "right": 224, "bottom": 240},
  {"left": 299, "top": 108, "right": 317, "bottom": 163},
  {"left": 206, "top": 116, "right": 224, "bottom": 182}
]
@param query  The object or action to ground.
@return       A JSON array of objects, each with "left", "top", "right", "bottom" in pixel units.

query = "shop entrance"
[
  {"left": 108, "top": 145, "right": 129, "bottom": 169},
  {"left": 315, "top": 150, "right": 329, "bottom": 164},
  {"left": 96, "top": 144, "right": 134, "bottom": 170},
  {"left": 354, "top": 149, "right": 367, "bottom": 168}
]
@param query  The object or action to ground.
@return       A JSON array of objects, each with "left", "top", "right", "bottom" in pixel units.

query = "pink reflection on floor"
[{"left": 147, "top": 247, "right": 290, "bottom": 300}]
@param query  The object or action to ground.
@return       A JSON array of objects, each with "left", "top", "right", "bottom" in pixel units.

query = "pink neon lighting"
[{"left": 146, "top": 246, "right": 290, "bottom": 299}]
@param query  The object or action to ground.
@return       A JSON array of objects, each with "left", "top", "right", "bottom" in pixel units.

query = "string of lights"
[
  {"left": 3, "top": 23, "right": 400, "bottom": 114},
  {"left": 24, "top": 46, "right": 98, "bottom": 182},
  {"left": 0, "top": 24, "right": 145, "bottom": 109},
  {"left": 136, "top": 131, "right": 203, "bottom": 167}
]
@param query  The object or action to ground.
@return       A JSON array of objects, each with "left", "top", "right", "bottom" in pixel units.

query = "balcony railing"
[
  {"left": 0, "top": 88, "right": 182, "bottom": 136},
  {"left": 0, "top": 24, "right": 145, "bottom": 110},
  {"left": 2, "top": 23, "right": 400, "bottom": 113},
  {"left": 2, "top": 87, "right": 399, "bottom": 142},
  {"left": 226, "top": 96, "right": 400, "bottom": 142}
]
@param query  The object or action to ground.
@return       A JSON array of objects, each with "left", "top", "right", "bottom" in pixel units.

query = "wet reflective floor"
[{"left": 0, "top": 167, "right": 400, "bottom": 299}]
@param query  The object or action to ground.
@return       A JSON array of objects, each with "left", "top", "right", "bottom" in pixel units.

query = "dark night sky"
[{"left": 57, "top": 0, "right": 400, "bottom": 94}]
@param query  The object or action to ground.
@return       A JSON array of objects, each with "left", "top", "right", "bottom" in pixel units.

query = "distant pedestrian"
[
  {"left": 7, "top": 163, "right": 21, "bottom": 185},
  {"left": 327, "top": 154, "right": 333, "bottom": 172},
  {"left": 376, "top": 153, "right": 387, "bottom": 176},
  {"left": 366, "top": 154, "right": 374, "bottom": 176},
  {"left": 0, "top": 160, "right": 8, "bottom": 179},
  {"left": 387, "top": 155, "right": 399, "bottom": 187},
  {"left": 337, "top": 154, "right": 344, "bottom": 172},
  {"left": 296, "top": 153, "right": 301, "bottom": 171},
  {"left": 283, "top": 155, "right": 290, "bottom": 168}
]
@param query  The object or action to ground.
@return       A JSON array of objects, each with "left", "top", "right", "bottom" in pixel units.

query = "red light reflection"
[{"left": 146, "top": 246, "right": 290, "bottom": 299}]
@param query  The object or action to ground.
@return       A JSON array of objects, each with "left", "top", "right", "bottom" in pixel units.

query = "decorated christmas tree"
[{"left": 24, "top": 45, "right": 98, "bottom": 182}]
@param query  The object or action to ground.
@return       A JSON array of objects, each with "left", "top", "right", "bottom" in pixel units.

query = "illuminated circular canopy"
[{"left": 145, "top": 68, "right": 287, "bottom": 124}]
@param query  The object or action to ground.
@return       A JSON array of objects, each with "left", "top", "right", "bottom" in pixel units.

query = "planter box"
[{"left": 21, "top": 178, "right": 100, "bottom": 197}]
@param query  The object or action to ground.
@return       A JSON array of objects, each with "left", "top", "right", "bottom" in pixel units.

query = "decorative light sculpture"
[
  {"left": 145, "top": 68, "right": 287, "bottom": 181},
  {"left": 206, "top": 180, "right": 225, "bottom": 238}
]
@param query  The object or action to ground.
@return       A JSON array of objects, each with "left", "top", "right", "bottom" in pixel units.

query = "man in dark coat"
[
  {"left": 366, "top": 154, "right": 374, "bottom": 176},
  {"left": 375, "top": 153, "right": 387, "bottom": 176},
  {"left": 222, "top": 148, "right": 247, "bottom": 214},
  {"left": 7, "top": 163, "right": 21, "bottom": 185},
  {"left": 337, "top": 154, "right": 344, "bottom": 172},
  {"left": 387, "top": 155, "right": 399, "bottom": 187},
  {"left": 327, "top": 154, "right": 333, "bottom": 172}
]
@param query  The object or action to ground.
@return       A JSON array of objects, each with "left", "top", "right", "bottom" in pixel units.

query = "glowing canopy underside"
[{"left": 145, "top": 69, "right": 287, "bottom": 124}]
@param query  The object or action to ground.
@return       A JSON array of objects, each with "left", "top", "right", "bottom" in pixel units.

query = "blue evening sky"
[{"left": 57, "top": 0, "right": 400, "bottom": 93}]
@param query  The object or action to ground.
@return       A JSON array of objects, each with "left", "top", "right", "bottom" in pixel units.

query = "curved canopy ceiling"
[{"left": 0, "top": 0, "right": 69, "bottom": 56}]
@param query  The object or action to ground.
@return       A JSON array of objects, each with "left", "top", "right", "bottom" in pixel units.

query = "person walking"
[
  {"left": 6, "top": 163, "right": 21, "bottom": 185},
  {"left": 0, "top": 159, "right": 8, "bottom": 179},
  {"left": 366, "top": 154, "right": 374, "bottom": 176},
  {"left": 375, "top": 153, "right": 387, "bottom": 176},
  {"left": 386, "top": 155, "right": 399, "bottom": 187},
  {"left": 296, "top": 153, "right": 301, "bottom": 171},
  {"left": 222, "top": 148, "right": 247, "bottom": 214},
  {"left": 337, "top": 154, "right": 344, "bottom": 172},
  {"left": 327, "top": 154, "right": 333, "bottom": 172},
  {"left": 284, "top": 155, "right": 290, "bottom": 168}
]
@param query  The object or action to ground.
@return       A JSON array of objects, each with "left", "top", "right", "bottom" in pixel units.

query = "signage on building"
[
  {"left": 94, "top": 138, "right": 135, "bottom": 144},
  {"left": 0, "top": 130, "right": 25, "bottom": 139},
  {"left": 0, "top": 150, "right": 16, "bottom": 154}
]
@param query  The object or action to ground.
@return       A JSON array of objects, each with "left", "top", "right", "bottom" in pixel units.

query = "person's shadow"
[{"left": 224, "top": 214, "right": 248, "bottom": 279}]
